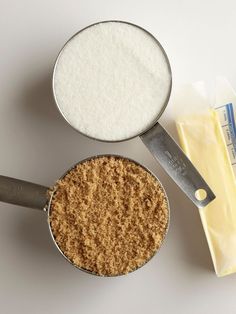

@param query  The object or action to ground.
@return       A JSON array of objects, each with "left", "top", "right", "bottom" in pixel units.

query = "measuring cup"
[
  {"left": 0, "top": 155, "right": 169, "bottom": 276},
  {"left": 52, "top": 20, "right": 215, "bottom": 208}
]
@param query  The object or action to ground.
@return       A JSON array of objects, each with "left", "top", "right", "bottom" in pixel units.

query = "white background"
[{"left": 1, "top": 1, "right": 236, "bottom": 313}]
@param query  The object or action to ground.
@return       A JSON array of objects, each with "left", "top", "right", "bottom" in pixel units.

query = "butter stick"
[{"left": 177, "top": 109, "right": 236, "bottom": 277}]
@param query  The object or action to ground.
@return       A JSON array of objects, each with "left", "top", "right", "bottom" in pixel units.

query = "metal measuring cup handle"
[
  {"left": 0, "top": 176, "right": 48, "bottom": 210},
  {"left": 140, "top": 122, "right": 216, "bottom": 208}
]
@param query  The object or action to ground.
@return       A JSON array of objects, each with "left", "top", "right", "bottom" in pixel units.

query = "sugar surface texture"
[
  {"left": 50, "top": 156, "right": 169, "bottom": 276},
  {"left": 53, "top": 22, "right": 171, "bottom": 141}
]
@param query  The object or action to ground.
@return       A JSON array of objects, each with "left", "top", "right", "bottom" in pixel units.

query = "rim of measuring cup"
[
  {"left": 46, "top": 154, "right": 170, "bottom": 277},
  {"left": 52, "top": 20, "right": 172, "bottom": 143}
]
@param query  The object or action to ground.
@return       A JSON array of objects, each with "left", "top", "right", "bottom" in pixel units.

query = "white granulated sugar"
[{"left": 53, "top": 22, "right": 171, "bottom": 141}]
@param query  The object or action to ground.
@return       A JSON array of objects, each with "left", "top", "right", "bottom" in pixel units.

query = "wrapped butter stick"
[
  {"left": 176, "top": 79, "right": 236, "bottom": 277},
  {"left": 214, "top": 77, "right": 236, "bottom": 179}
]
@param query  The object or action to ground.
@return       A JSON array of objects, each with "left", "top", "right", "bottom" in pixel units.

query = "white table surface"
[{"left": 1, "top": 1, "right": 236, "bottom": 313}]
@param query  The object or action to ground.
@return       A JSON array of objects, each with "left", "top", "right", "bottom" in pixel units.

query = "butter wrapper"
[{"left": 175, "top": 78, "right": 236, "bottom": 277}]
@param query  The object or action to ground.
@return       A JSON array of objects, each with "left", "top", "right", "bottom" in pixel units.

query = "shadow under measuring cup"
[{"left": 52, "top": 20, "right": 215, "bottom": 208}]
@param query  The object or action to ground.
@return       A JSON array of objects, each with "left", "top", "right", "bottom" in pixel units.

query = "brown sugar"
[{"left": 49, "top": 156, "right": 169, "bottom": 276}]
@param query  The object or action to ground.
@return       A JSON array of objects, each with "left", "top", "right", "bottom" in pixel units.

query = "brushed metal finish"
[
  {"left": 0, "top": 155, "right": 170, "bottom": 277},
  {"left": 0, "top": 176, "right": 48, "bottom": 210},
  {"left": 141, "top": 123, "right": 216, "bottom": 208},
  {"left": 52, "top": 21, "right": 215, "bottom": 209}
]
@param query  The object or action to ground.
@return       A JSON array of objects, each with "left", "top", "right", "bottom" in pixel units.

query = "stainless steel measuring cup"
[
  {"left": 0, "top": 155, "right": 170, "bottom": 277},
  {"left": 52, "top": 20, "right": 215, "bottom": 208}
]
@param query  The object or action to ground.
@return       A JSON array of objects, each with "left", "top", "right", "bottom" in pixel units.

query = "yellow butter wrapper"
[{"left": 177, "top": 109, "right": 236, "bottom": 277}]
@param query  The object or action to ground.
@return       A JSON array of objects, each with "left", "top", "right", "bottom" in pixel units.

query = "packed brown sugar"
[{"left": 50, "top": 156, "right": 169, "bottom": 276}]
